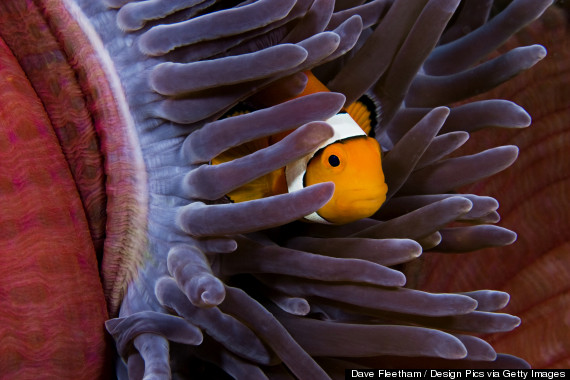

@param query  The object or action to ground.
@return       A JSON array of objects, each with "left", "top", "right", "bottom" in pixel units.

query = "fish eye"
[{"left": 328, "top": 154, "right": 340, "bottom": 167}]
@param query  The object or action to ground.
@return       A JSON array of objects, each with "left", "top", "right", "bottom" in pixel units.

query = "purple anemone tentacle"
[
  {"left": 461, "top": 290, "right": 511, "bottom": 312},
  {"left": 382, "top": 106, "right": 450, "bottom": 200},
  {"left": 436, "top": 225, "right": 518, "bottom": 252},
  {"left": 219, "top": 235, "right": 406, "bottom": 287},
  {"left": 183, "top": 92, "right": 345, "bottom": 164},
  {"left": 373, "top": 0, "right": 462, "bottom": 120},
  {"left": 282, "top": 0, "right": 335, "bottom": 43},
  {"left": 438, "top": 0, "right": 493, "bottom": 44},
  {"left": 105, "top": 311, "right": 203, "bottom": 358},
  {"left": 138, "top": 0, "right": 297, "bottom": 56},
  {"left": 167, "top": 245, "right": 226, "bottom": 307},
  {"left": 352, "top": 197, "right": 474, "bottom": 240},
  {"left": 177, "top": 182, "right": 335, "bottom": 237},
  {"left": 275, "top": 307, "right": 469, "bottom": 359},
  {"left": 183, "top": 122, "right": 334, "bottom": 200},
  {"left": 327, "top": 0, "right": 389, "bottom": 30},
  {"left": 400, "top": 145, "right": 520, "bottom": 194},
  {"left": 425, "top": 0, "right": 554, "bottom": 75},
  {"left": 155, "top": 277, "right": 275, "bottom": 366},
  {"left": 327, "top": 0, "right": 428, "bottom": 104},
  {"left": 220, "top": 286, "right": 332, "bottom": 380},
  {"left": 376, "top": 194, "right": 499, "bottom": 223},
  {"left": 407, "top": 45, "right": 547, "bottom": 107},
  {"left": 285, "top": 237, "right": 422, "bottom": 266}
]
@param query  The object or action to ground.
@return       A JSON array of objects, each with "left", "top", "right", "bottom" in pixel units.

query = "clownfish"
[{"left": 212, "top": 72, "right": 387, "bottom": 225}]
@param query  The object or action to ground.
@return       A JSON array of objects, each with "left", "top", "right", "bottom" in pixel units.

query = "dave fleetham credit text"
[{"left": 345, "top": 369, "right": 569, "bottom": 380}]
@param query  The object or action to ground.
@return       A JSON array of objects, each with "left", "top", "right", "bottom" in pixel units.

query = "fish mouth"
[
  {"left": 347, "top": 186, "right": 387, "bottom": 202},
  {"left": 337, "top": 194, "right": 385, "bottom": 212},
  {"left": 334, "top": 186, "right": 387, "bottom": 216},
  {"left": 351, "top": 197, "right": 383, "bottom": 206},
  {"left": 347, "top": 198, "right": 384, "bottom": 213}
]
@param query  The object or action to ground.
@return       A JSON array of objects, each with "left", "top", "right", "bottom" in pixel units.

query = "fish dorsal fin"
[
  {"left": 301, "top": 72, "right": 380, "bottom": 137},
  {"left": 344, "top": 94, "right": 379, "bottom": 137}
]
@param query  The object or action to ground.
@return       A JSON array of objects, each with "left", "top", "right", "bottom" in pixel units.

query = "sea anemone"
[
  {"left": 0, "top": 0, "right": 565, "bottom": 379},
  {"left": 411, "top": 4, "right": 570, "bottom": 368}
]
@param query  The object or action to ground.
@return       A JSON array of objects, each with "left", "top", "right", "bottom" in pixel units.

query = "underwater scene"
[{"left": 0, "top": 0, "right": 568, "bottom": 378}]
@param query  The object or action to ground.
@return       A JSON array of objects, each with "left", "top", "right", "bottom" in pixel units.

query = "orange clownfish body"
[
  {"left": 212, "top": 72, "right": 387, "bottom": 225},
  {"left": 304, "top": 130, "right": 386, "bottom": 224}
]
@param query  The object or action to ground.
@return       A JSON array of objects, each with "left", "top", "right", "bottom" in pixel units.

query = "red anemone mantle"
[{"left": 0, "top": 0, "right": 146, "bottom": 377}]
